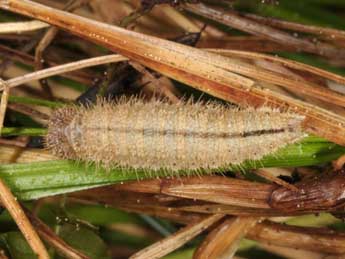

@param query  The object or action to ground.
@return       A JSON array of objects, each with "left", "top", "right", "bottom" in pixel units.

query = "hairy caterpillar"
[{"left": 45, "top": 99, "right": 306, "bottom": 172}]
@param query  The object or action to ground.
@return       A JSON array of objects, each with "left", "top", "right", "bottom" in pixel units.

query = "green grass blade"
[
  {"left": 0, "top": 137, "right": 343, "bottom": 200},
  {"left": 0, "top": 127, "right": 47, "bottom": 136},
  {"left": 6, "top": 95, "right": 64, "bottom": 108}
]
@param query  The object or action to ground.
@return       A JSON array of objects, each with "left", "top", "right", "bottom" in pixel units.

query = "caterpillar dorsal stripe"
[{"left": 45, "top": 98, "right": 306, "bottom": 171}]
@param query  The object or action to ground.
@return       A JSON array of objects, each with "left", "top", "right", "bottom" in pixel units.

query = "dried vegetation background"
[{"left": 1, "top": 0, "right": 345, "bottom": 258}]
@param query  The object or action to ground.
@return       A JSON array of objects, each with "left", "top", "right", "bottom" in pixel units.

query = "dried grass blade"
[
  {"left": 0, "top": 54, "right": 128, "bottom": 90},
  {"left": 74, "top": 176, "right": 273, "bottom": 209},
  {"left": 0, "top": 20, "right": 48, "bottom": 33},
  {"left": 190, "top": 49, "right": 345, "bottom": 108},
  {"left": 0, "top": 183, "right": 49, "bottom": 259},
  {"left": 243, "top": 13, "right": 345, "bottom": 41},
  {"left": 255, "top": 169, "right": 298, "bottom": 192},
  {"left": 198, "top": 36, "right": 295, "bottom": 52},
  {"left": 103, "top": 197, "right": 345, "bottom": 256},
  {"left": 248, "top": 220, "right": 345, "bottom": 254},
  {"left": 0, "top": 44, "right": 93, "bottom": 85},
  {"left": 129, "top": 214, "right": 224, "bottom": 259},
  {"left": 119, "top": 204, "right": 204, "bottom": 225},
  {"left": 161, "top": 176, "right": 273, "bottom": 209},
  {"left": 1, "top": 0, "right": 345, "bottom": 145},
  {"left": 34, "top": 0, "right": 91, "bottom": 98},
  {"left": 177, "top": 204, "right": 298, "bottom": 217},
  {"left": 259, "top": 244, "right": 326, "bottom": 259},
  {"left": 0, "top": 79, "right": 9, "bottom": 130},
  {"left": 0, "top": 79, "right": 49, "bottom": 258},
  {"left": 194, "top": 216, "right": 259, "bottom": 259},
  {"left": 208, "top": 49, "right": 345, "bottom": 86},
  {"left": 113, "top": 178, "right": 162, "bottom": 194},
  {"left": 183, "top": 3, "right": 345, "bottom": 59}
]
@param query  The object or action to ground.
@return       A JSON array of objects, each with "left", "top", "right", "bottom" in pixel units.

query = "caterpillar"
[{"left": 45, "top": 98, "right": 306, "bottom": 172}]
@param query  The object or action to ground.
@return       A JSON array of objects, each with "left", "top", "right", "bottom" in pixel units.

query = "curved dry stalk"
[
  {"left": 0, "top": 44, "right": 94, "bottom": 85},
  {"left": 243, "top": 13, "right": 345, "bottom": 41},
  {"left": 0, "top": 79, "right": 9, "bottom": 130},
  {"left": 248, "top": 220, "right": 345, "bottom": 254},
  {"left": 194, "top": 216, "right": 259, "bottom": 259},
  {"left": 0, "top": 184, "right": 49, "bottom": 259},
  {"left": 130, "top": 214, "right": 224, "bottom": 259},
  {"left": 0, "top": 20, "right": 48, "bottom": 33},
  {"left": 34, "top": 0, "right": 92, "bottom": 98},
  {"left": 0, "top": 81, "right": 47, "bottom": 257},
  {"left": 25, "top": 208, "right": 90, "bottom": 259},
  {"left": 1, "top": 0, "right": 345, "bottom": 145},
  {"left": 255, "top": 168, "right": 298, "bottom": 192},
  {"left": 35, "top": 25, "right": 60, "bottom": 98},
  {"left": 0, "top": 54, "right": 128, "bottom": 91},
  {"left": 183, "top": 3, "right": 345, "bottom": 60}
]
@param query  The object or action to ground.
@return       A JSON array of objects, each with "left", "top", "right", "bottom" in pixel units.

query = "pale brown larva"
[{"left": 45, "top": 98, "right": 306, "bottom": 172}]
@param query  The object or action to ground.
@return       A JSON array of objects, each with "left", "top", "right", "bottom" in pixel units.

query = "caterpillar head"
[{"left": 45, "top": 106, "right": 79, "bottom": 160}]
